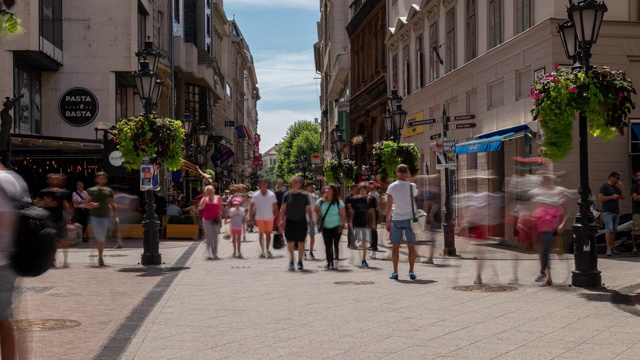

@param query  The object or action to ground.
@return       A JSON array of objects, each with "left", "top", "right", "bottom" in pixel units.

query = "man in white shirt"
[
  {"left": 248, "top": 178, "right": 279, "bottom": 258},
  {"left": 72, "top": 181, "right": 90, "bottom": 242},
  {"left": 386, "top": 164, "right": 418, "bottom": 281}
]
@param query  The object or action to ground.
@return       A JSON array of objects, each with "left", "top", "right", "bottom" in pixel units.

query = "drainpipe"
[{"left": 169, "top": 0, "right": 175, "bottom": 119}]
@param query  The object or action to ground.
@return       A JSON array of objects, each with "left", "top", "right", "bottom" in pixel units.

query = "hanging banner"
[{"left": 435, "top": 137, "right": 456, "bottom": 170}]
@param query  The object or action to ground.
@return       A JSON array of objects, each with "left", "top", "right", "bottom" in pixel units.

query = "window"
[
  {"left": 415, "top": 36, "right": 424, "bottom": 89},
  {"left": 138, "top": 10, "right": 147, "bottom": 48},
  {"left": 174, "top": 0, "right": 180, "bottom": 23},
  {"left": 516, "top": 0, "right": 532, "bottom": 34},
  {"left": 465, "top": 0, "right": 477, "bottom": 62},
  {"left": 392, "top": 53, "right": 399, "bottom": 90},
  {"left": 429, "top": 21, "right": 439, "bottom": 82},
  {"left": 466, "top": 90, "right": 477, "bottom": 114},
  {"left": 13, "top": 62, "right": 42, "bottom": 135},
  {"left": 403, "top": 45, "right": 410, "bottom": 96},
  {"left": 445, "top": 8, "right": 456, "bottom": 73},
  {"left": 517, "top": 69, "right": 531, "bottom": 99},
  {"left": 489, "top": 0, "right": 502, "bottom": 49},
  {"left": 489, "top": 80, "right": 504, "bottom": 109},
  {"left": 630, "top": 120, "right": 640, "bottom": 154}
]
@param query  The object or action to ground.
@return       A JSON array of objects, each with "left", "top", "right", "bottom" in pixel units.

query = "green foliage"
[
  {"left": 372, "top": 141, "right": 420, "bottom": 178},
  {"left": 531, "top": 65, "right": 636, "bottom": 162},
  {"left": 341, "top": 159, "right": 356, "bottom": 186},
  {"left": 0, "top": 11, "right": 23, "bottom": 37},
  {"left": 323, "top": 158, "right": 341, "bottom": 184},
  {"left": 203, "top": 169, "right": 215, "bottom": 177},
  {"left": 275, "top": 120, "right": 321, "bottom": 180},
  {"left": 114, "top": 115, "right": 185, "bottom": 170},
  {"left": 259, "top": 165, "right": 278, "bottom": 188}
]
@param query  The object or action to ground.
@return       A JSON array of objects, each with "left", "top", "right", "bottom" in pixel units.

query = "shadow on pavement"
[
  {"left": 117, "top": 266, "right": 191, "bottom": 277},
  {"left": 395, "top": 279, "right": 437, "bottom": 285}
]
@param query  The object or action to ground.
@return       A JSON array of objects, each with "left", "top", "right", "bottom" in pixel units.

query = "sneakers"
[
  {"left": 297, "top": 261, "right": 303, "bottom": 271},
  {"left": 606, "top": 249, "right": 612, "bottom": 257},
  {"left": 289, "top": 260, "right": 294, "bottom": 270},
  {"left": 98, "top": 257, "right": 105, "bottom": 267},
  {"left": 409, "top": 272, "right": 417, "bottom": 280},
  {"left": 535, "top": 272, "right": 546, "bottom": 282},
  {"left": 361, "top": 260, "right": 369, "bottom": 268},
  {"left": 611, "top": 248, "right": 620, "bottom": 255},
  {"left": 389, "top": 272, "right": 398, "bottom": 280},
  {"left": 267, "top": 251, "right": 273, "bottom": 258},
  {"left": 113, "top": 244, "right": 123, "bottom": 249},
  {"left": 259, "top": 253, "right": 266, "bottom": 258},
  {"left": 237, "top": 253, "right": 243, "bottom": 259}
]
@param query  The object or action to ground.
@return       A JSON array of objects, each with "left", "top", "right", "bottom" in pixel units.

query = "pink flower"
[
  {"left": 551, "top": 78, "right": 559, "bottom": 83},
  {"left": 568, "top": 87, "right": 577, "bottom": 93},
  {"left": 530, "top": 87, "right": 534, "bottom": 94},
  {"left": 545, "top": 74, "right": 553, "bottom": 79},
  {"left": 554, "top": 63, "right": 559, "bottom": 69},
  {"left": 618, "top": 93, "right": 624, "bottom": 99}
]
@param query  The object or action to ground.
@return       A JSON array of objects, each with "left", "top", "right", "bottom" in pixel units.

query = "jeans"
[
  {"left": 203, "top": 219, "right": 221, "bottom": 258},
  {"left": 322, "top": 227, "right": 342, "bottom": 265},
  {"left": 540, "top": 231, "right": 556, "bottom": 271}
]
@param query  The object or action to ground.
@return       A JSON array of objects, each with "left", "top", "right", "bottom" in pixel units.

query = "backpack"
[{"left": 0, "top": 185, "right": 57, "bottom": 277}]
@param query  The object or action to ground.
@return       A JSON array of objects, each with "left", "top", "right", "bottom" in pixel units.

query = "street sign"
[
  {"left": 448, "top": 123, "right": 476, "bottom": 130},
  {"left": 407, "top": 118, "right": 437, "bottom": 127},
  {"left": 447, "top": 114, "right": 476, "bottom": 122},
  {"left": 252, "top": 159, "right": 263, "bottom": 166},
  {"left": 430, "top": 133, "right": 442, "bottom": 140}
]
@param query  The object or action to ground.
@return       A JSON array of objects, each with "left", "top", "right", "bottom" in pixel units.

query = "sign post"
[{"left": 441, "top": 105, "right": 457, "bottom": 257}]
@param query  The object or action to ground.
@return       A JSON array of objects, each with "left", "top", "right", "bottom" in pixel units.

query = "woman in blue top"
[{"left": 315, "top": 184, "right": 347, "bottom": 269}]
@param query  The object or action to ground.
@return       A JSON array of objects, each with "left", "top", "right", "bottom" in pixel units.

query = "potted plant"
[
  {"left": 341, "top": 159, "right": 356, "bottom": 186},
  {"left": 323, "top": 158, "right": 342, "bottom": 184},
  {"left": 372, "top": 141, "right": 420, "bottom": 178},
  {"left": 531, "top": 64, "right": 636, "bottom": 161}
]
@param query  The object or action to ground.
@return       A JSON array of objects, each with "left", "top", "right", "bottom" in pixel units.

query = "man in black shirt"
[
  {"left": 279, "top": 177, "right": 313, "bottom": 271},
  {"left": 35, "top": 173, "right": 72, "bottom": 267},
  {"left": 631, "top": 170, "right": 640, "bottom": 255},
  {"left": 598, "top": 171, "right": 625, "bottom": 256}
]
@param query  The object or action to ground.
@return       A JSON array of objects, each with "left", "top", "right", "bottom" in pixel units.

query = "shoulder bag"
[{"left": 316, "top": 201, "right": 334, "bottom": 232}]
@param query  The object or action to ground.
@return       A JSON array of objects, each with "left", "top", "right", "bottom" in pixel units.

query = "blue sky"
[{"left": 225, "top": 0, "right": 320, "bottom": 153}]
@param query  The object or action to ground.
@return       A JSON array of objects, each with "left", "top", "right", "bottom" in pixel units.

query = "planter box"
[
  {"left": 165, "top": 215, "right": 200, "bottom": 239},
  {"left": 86, "top": 223, "right": 143, "bottom": 239}
]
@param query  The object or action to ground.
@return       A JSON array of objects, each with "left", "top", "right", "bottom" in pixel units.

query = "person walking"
[
  {"left": 198, "top": 185, "right": 225, "bottom": 260},
  {"left": 631, "top": 170, "right": 640, "bottom": 255},
  {"left": 316, "top": 183, "right": 347, "bottom": 270},
  {"left": 279, "top": 176, "right": 313, "bottom": 271},
  {"left": 386, "top": 164, "right": 418, "bottom": 280},
  {"left": 227, "top": 197, "right": 245, "bottom": 258},
  {"left": 0, "top": 164, "right": 29, "bottom": 360},
  {"left": 248, "top": 178, "right": 278, "bottom": 258},
  {"left": 305, "top": 181, "right": 318, "bottom": 260},
  {"left": 344, "top": 184, "right": 358, "bottom": 249},
  {"left": 72, "top": 181, "right": 90, "bottom": 242},
  {"left": 83, "top": 172, "right": 118, "bottom": 267},
  {"left": 368, "top": 181, "right": 380, "bottom": 253},
  {"left": 35, "top": 173, "right": 72, "bottom": 268},
  {"left": 598, "top": 172, "right": 625, "bottom": 256},
  {"left": 349, "top": 182, "right": 373, "bottom": 267}
]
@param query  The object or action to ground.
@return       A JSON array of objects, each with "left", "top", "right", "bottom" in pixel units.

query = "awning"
[
  {"left": 457, "top": 122, "right": 538, "bottom": 155},
  {"left": 180, "top": 160, "right": 213, "bottom": 183}
]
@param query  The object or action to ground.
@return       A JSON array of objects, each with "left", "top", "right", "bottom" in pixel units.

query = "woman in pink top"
[{"left": 198, "top": 186, "right": 226, "bottom": 259}]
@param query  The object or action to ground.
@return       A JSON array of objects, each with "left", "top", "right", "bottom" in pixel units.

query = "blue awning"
[
  {"left": 476, "top": 124, "right": 532, "bottom": 139},
  {"left": 632, "top": 124, "right": 640, "bottom": 140},
  {"left": 456, "top": 132, "right": 518, "bottom": 154}
]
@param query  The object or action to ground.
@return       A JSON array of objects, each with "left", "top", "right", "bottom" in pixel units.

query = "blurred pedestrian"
[
  {"left": 349, "top": 182, "right": 372, "bottom": 267},
  {"left": 113, "top": 187, "right": 138, "bottom": 249},
  {"left": 84, "top": 172, "right": 118, "bottom": 267},
  {"left": 35, "top": 173, "right": 72, "bottom": 268},
  {"left": 0, "top": 164, "right": 29, "bottom": 360},
  {"left": 598, "top": 172, "right": 625, "bottom": 256},
  {"left": 367, "top": 181, "right": 380, "bottom": 253},
  {"left": 631, "top": 169, "right": 640, "bottom": 255},
  {"left": 279, "top": 176, "right": 313, "bottom": 271},
  {"left": 248, "top": 178, "right": 278, "bottom": 258},
  {"left": 344, "top": 184, "right": 358, "bottom": 249},
  {"left": 305, "top": 181, "right": 318, "bottom": 260},
  {"left": 72, "top": 181, "right": 89, "bottom": 242},
  {"left": 166, "top": 199, "right": 182, "bottom": 216},
  {"left": 227, "top": 197, "right": 245, "bottom": 258},
  {"left": 386, "top": 164, "right": 418, "bottom": 280},
  {"left": 316, "top": 183, "right": 347, "bottom": 270},
  {"left": 198, "top": 185, "right": 225, "bottom": 260}
]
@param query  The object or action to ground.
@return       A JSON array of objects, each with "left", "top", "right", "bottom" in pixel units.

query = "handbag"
[{"left": 316, "top": 201, "right": 334, "bottom": 232}]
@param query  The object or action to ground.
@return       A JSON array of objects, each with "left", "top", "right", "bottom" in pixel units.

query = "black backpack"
[{"left": 1, "top": 187, "right": 58, "bottom": 277}]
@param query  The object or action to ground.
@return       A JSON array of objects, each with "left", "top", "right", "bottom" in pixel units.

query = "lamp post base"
[
  {"left": 571, "top": 221, "right": 601, "bottom": 288},
  {"left": 571, "top": 270, "right": 602, "bottom": 288},
  {"left": 141, "top": 189, "right": 162, "bottom": 266}
]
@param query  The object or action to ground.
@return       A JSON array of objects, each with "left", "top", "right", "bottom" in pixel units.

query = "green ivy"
[
  {"left": 323, "top": 158, "right": 341, "bottom": 184},
  {"left": 531, "top": 65, "right": 636, "bottom": 162},
  {"left": 114, "top": 115, "right": 185, "bottom": 170},
  {"left": 372, "top": 141, "right": 420, "bottom": 178}
]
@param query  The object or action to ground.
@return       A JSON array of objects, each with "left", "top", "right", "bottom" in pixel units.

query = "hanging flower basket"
[
  {"left": 341, "top": 159, "right": 356, "bottom": 186},
  {"left": 351, "top": 135, "right": 365, "bottom": 146},
  {"left": 114, "top": 115, "right": 186, "bottom": 170},
  {"left": 372, "top": 141, "right": 420, "bottom": 178},
  {"left": 531, "top": 64, "right": 636, "bottom": 162},
  {"left": 323, "top": 158, "right": 342, "bottom": 184}
]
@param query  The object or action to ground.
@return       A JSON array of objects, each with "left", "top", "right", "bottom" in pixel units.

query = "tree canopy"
[{"left": 275, "top": 120, "right": 321, "bottom": 181}]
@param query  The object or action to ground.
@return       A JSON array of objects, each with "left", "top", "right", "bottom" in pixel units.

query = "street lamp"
[
  {"left": 557, "top": 0, "right": 607, "bottom": 288},
  {"left": 296, "top": 151, "right": 309, "bottom": 180},
  {"left": 384, "top": 90, "right": 407, "bottom": 143},
  {"left": 331, "top": 124, "right": 345, "bottom": 159},
  {"left": 132, "top": 36, "right": 164, "bottom": 266}
]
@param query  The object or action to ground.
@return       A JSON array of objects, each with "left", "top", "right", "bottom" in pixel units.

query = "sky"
[{"left": 224, "top": 0, "right": 320, "bottom": 154}]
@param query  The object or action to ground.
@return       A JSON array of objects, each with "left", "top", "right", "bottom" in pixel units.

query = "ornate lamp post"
[
  {"left": 383, "top": 90, "right": 407, "bottom": 143},
  {"left": 196, "top": 124, "right": 210, "bottom": 168},
  {"left": 296, "top": 151, "right": 309, "bottom": 180},
  {"left": 331, "top": 124, "right": 345, "bottom": 159},
  {"left": 557, "top": 0, "right": 608, "bottom": 288},
  {"left": 132, "top": 37, "right": 164, "bottom": 266}
]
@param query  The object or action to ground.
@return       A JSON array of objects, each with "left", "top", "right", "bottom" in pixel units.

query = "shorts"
[
  {"left": 390, "top": 219, "right": 416, "bottom": 245},
  {"left": 256, "top": 220, "right": 274, "bottom": 233},
  {"left": 353, "top": 227, "right": 371, "bottom": 243},
  {"left": 0, "top": 266, "right": 16, "bottom": 320},
  {"left": 231, "top": 228, "right": 243, "bottom": 235},
  {"left": 633, "top": 214, "right": 640, "bottom": 235},
  {"left": 90, "top": 216, "right": 111, "bottom": 242},
  {"left": 285, "top": 218, "right": 308, "bottom": 242},
  {"left": 601, "top": 212, "right": 620, "bottom": 233}
]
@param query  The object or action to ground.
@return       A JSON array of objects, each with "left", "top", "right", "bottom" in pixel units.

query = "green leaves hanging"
[{"left": 372, "top": 141, "right": 420, "bottom": 178}]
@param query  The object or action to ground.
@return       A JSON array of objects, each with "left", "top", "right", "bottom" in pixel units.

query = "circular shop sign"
[
  {"left": 58, "top": 88, "right": 99, "bottom": 126},
  {"left": 109, "top": 150, "right": 124, "bottom": 167}
]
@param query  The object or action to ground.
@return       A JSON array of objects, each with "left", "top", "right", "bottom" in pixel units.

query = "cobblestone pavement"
[{"left": 14, "top": 228, "right": 640, "bottom": 359}]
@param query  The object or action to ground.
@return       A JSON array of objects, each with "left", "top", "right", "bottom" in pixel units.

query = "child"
[{"left": 227, "top": 196, "right": 246, "bottom": 258}]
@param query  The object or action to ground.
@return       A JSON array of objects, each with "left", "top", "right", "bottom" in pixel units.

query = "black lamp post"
[
  {"left": 296, "top": 151, "right": 309, "bottom": 180},
  {"left": 133, "top": 37, "right": 164, "bottom": 266},
  {"left": 197, "top": 124, "right": 210, "bottom": 168},
  {"left": 557, "top": 0, "right": 607, "bottom": 288},
  {"left": 331, "top": 124, "right": 345, "bottom": 159},
  {"left": 384, "top": 90, "right": 407, "bottom": 143}
]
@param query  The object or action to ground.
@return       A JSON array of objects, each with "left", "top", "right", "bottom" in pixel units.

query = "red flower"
[
  {"left": 554, "top": 63, "right": 559, "bottom": 69},
  {"left": 551, "top": 78, "right": 559, "bottom": 83},
  {"left": 568, "top": 87, "right": 577, "bottom": 93}
]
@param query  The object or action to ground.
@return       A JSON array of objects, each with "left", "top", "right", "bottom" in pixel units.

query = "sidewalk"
[{"left": 14, "top": 229, "right": 640, "bottom": 359}]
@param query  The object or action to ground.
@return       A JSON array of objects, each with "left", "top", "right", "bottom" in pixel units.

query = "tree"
[
  {"left": 259, "top": 165, "right": 278, "bottom": 188},
  {"left": 275, "top": 120, "right": 321, "bottom": 181}
]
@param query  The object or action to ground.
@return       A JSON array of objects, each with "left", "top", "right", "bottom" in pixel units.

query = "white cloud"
[
  {"left": 230, "top": 0, "right": 317, "bottom": 10},
  {"left": 255, "top": 49, "right": 319, "bottom": 104},
  {"left": 258, "top": 109, "right": 320, "bottom": 154}
]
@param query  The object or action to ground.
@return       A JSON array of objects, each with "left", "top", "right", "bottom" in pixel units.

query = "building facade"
[{"left": 387, "top": 0, "right": 640, "bottom": 238}]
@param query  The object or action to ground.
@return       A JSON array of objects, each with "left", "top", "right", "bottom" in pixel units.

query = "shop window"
[{"left": 13, "top": 63, "right": 42, "bottom": 135}]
